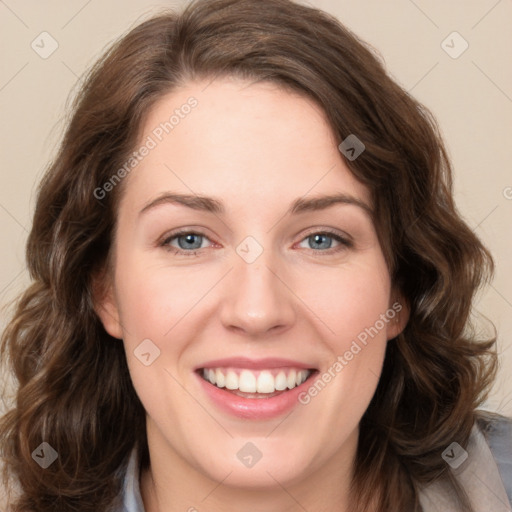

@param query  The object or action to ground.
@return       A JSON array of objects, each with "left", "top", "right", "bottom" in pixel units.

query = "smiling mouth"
[{"left": 198, "top": 367, "right": 316, "bottom": 398}]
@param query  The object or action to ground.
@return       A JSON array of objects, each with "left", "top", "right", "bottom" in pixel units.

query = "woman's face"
[{"left": 97, "top": 77, "right": 406, "bottom": 490}]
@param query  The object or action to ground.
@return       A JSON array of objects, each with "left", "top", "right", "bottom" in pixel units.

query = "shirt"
[{"left": 117, "top": 414, "right": 512, "bottom": 512}]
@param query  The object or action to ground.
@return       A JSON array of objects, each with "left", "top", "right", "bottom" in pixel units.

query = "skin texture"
[{"left": 95, "top": 77, "right": 408, "bottom": 512}]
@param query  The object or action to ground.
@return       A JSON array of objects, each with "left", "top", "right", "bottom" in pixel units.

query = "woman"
[{"left": 1, "top": 0, "right": 510, "bottom": 511}]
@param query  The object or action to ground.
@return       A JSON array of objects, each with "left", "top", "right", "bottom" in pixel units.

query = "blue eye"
[
  {"left": 298, "top": 231, "right": 351, "bottom": 252},
  {"left": 307, "top": 233, "right": 335, "bottom": 250},
  {"left": 176, "top": 233, "right": 204, "bottom": 250},
  {"left": 162, "top": 231, "right": 210, "bottom": 253}
]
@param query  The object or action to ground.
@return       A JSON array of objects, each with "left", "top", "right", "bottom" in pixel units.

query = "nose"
[{"left": 219, "top": 249, "right": 296, "bottom": 338}]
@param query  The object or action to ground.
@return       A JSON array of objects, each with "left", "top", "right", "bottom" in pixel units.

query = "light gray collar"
[{"left": 419, "top": 423, "right": 511, "bottom": 511}]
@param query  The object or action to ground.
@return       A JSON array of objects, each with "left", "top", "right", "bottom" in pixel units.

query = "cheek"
[
  {"left": 112, "top": 257, "right": 206, "bottom": 431},
  {"left": 295, "top": 274, "right": 390, "bottom": 455},
  {"left": 295, "top": 257, "right": 392, "bottom": 348},
  {"left": 293, "top": 255, "right": 391, "bottom": 411},
  {"left": 113, "top": 254, "right": 208, "bottom": 343}
]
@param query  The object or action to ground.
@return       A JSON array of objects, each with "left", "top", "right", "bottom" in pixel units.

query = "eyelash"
[{"left": 160, "top": 228, "right": 353, "bottom": 257}]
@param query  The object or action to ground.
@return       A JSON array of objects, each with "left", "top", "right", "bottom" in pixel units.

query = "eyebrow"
[{"left": 139, "top": 192, "right": 373, "bottom": 217}]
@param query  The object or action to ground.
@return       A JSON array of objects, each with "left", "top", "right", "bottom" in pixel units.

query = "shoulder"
[
  {"left": 419, "top": 411, "right": 512, "bottom": 512},
  {"left": 476, "top": 411, "right": 512, "bottom": 504},
  {"left": 476, "top": 410, "right": 512, "bottom": 442}
]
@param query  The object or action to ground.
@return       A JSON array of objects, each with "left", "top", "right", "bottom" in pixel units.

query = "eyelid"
[
  {"left": 299, "top": 227, "right": 353, "bottom": 244},
  {"left": 159, "top": 228, "right": 215, "bottom": 250}
]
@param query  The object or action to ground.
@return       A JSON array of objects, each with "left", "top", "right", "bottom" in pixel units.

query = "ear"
[
  {"left": 386, "top": 292, "right": 409, "bottom": 341},
  {"left": 92, "top": 269, "right": 123, "bottom": 340}
]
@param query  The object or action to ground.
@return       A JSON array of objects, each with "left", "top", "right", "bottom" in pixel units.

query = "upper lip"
[{"left": 196, "top": 357, "right": 316, "bottom": 371}]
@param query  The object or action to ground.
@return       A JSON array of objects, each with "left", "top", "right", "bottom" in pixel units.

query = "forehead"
[{"left": 120, "top": 77, "right": 371, "bottom": 214}]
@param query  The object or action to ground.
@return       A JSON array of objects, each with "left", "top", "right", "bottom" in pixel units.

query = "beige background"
[{"left": 0, "top": 0, "right": 511, "bottom": 414}]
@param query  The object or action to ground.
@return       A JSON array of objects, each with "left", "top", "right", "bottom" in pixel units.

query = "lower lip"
[{"left": 196, "top": 372, "right": 315, "bottom": 420}]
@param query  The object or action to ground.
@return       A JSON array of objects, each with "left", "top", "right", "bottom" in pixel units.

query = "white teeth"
[
  {"left": 215, "top": 368, "right": 225, "bottom": 388},
  {"left": 239, "top": 370, "right": 257, "bottom": 393},
  {"left": 225, "top": 370, "right": 238, "bottom": 390},
  {"left": 275, "top": 371, "right": 288, "bottom": 391},
  {"left": 256, "top": 371, "right": 275, "bottom": 393},
  {"left": 202, "top": 367, "right": 311, "bottom": 394},
  {"left": 287, "top": 370, "right": 297, "bottom": 389}
]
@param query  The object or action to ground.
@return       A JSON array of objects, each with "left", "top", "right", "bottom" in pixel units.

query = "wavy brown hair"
[{"left": 0, "top": 0, "right": 497, "bottom": 511}]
